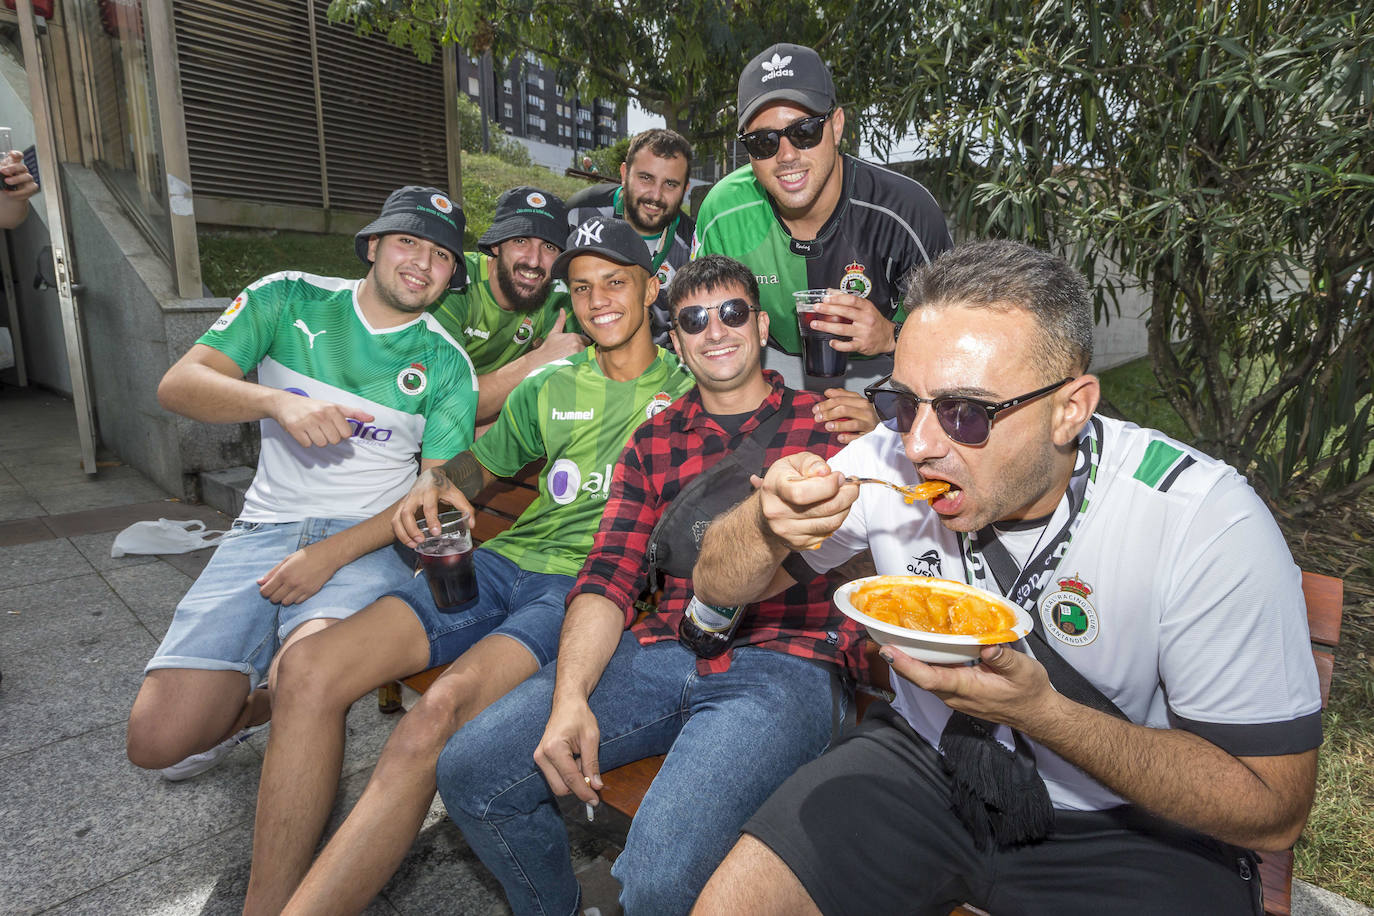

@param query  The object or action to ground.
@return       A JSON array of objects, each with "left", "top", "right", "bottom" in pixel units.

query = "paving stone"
[
  {"left": 0, "top": 624, "right": 156, "bottom": 758},
  {"left": 42, "top": 499, "right": 228, "bottom": 539},
  {"left": 0, "top": 489, "right": 46, "bottom": 522},
  {"left": 160, "top": 546, "right": 217, "bottom": 580},
  {"left": 41, "top": 822, "right": 399, "bottom": 916},
  {"left": 30, "top": 472, "right": 173, "bottom": 516},
  {"left": 68, "top": 529, "right": 162, "bottom": 573},
  {"left": 0, "top": 723, "right": 262, "bottom": 914},
  {"left": 0, "top": 516, "right": 52, "bottom": 547},
  {"left": 0, "top": 571, "right": 141, "bottom": 644},
  {"left": 102, "top": 561, "right": 195, "bottom": 638},
  {"left": 0, "top": 537, "right": 96, "bottom": 590}
]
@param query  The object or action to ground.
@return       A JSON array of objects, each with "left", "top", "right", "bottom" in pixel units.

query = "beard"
[
  {"left": 494, "top": 257, "right": 551, "bottom": 313},
  {"left": 624, "top": 186, "right": 675, "bottom": 234}
]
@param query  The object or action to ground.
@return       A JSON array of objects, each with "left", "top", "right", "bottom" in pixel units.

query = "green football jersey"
[
  {"left": 471, "top": 346, "right": 695, "bottom": 576},
  {"left": 428, "top": 252, "right": 577, "bottom": 375},
  {"left": 198, "top": 271, "right": 478, "bottom": 522}
]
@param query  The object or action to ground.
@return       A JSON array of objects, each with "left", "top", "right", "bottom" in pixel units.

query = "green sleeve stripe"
[
  {"left": 696, "top": 198, "right": 770, "bottom": 250},
  {"left": 1133, "top": 440, "right": 1186, "bottom": 488}
]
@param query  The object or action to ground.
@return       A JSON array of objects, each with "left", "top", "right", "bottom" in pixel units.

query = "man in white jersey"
[
  {"left": 692, "top": 240, "right": 1321, "bottom": 916},
  {"left": 127, "top": 186, "right": 478, "bottom": 785},
  {"left": 242, "top": 216, "right": 695, "bottom": 915}
]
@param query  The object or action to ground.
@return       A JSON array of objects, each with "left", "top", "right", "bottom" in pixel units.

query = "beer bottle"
[{"left": 678, "top": 595, "right": 745, "bottom": 659}]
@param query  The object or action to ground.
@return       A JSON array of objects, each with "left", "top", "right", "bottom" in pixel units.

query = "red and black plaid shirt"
[{"left": 568, "top": 371, "right": 867, "bottom": 678}]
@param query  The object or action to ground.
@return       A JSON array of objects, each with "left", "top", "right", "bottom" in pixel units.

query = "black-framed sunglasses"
[
  {"left": 670, "top": 298, "right": 759, "bottom": 335},
  {"left": 737, "top": 108, "right": 835, "bottom": 160},
  {"left": 862, "top": 376, "right": 1074, "bottom": 446}
]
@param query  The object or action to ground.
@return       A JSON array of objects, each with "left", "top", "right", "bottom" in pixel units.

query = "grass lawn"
[
  {"left": 197, "top": 154, "right": 594, "bottom": 297},
  {"left": 1102, "top": 358, "right": 1374, "bottom": 906}
]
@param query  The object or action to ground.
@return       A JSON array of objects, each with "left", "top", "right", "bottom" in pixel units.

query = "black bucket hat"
[
  {"left": 355, "top": 186, "right": 467, "bottom": 289},
  {"left": 477, "top": 187, "right": 569, "bottom": 256},
  {"left": 551, "top": 216, "right": 655, "bottom": 280}
]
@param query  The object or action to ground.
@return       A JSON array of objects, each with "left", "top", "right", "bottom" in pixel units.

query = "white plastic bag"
[{"left": 110, "top": 518, "right": 227, "bottom": 557}]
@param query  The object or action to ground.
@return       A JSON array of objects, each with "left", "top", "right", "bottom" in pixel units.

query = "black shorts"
[{"left": 744, "top": 704, "right": 1264, "bottom": 916}]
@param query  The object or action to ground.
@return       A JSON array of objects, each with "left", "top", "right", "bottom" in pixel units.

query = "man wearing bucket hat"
[
  {"left": 431, "top": 185, "right": 588, "bottom": 422},
  {"left": 693, "top": 42, "right": 953, "bottom": 443},
  {"left": 128, "top": 186, "right": 479, "bottom": 789},
  {"left": 244, "top": 215, "right": 694, "bottom": 914}
]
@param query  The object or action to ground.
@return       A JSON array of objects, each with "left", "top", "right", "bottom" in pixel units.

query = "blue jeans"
[
  {"left": 385, "top": 547, "right": 573, "bottom": 669},
  {"left": 437, "top": 634, "right": 847, "bottom": 916}
]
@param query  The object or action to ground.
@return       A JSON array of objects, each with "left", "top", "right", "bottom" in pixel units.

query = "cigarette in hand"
[{"left": 584, "top": 775, "right": 595, "bottom": 821}]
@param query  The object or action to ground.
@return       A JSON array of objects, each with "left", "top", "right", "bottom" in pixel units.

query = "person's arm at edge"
[
  {"left": 0, "top": 151, "right": 38, "bottom": 229},
  {"left": 533, "top": 593, "right": 625, "bottom": 805},
  {"left": 392, "top": 451, "right": 497, "bottom": 547}
]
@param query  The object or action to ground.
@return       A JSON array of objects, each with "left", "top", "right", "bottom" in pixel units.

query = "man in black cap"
[
  {"left": 432, "top": 186, "right": 588, "bottom": 422},
  {"left": 566, "top": 129, "right": 696, "bottom": 347},
  {"left": 693, "top": 42, "right": 953, "bottom": 443},
  {"left": 129, "top": 186, "right": 478, "bottom": 785},
  {"left": 247, "top": 215, "right": 694, "bottom": 915}
]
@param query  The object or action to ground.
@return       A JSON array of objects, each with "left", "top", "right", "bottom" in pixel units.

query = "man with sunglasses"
[
  {"left": 567, "top": 129, "right": 695, "bottom": 347},
  {"left": 434, "top": 255, "right": 867, "bottom": 916},
  {"left": 692, "top": 43, "right": 952, "bottom": 442},
  {"left": 692, "top": 240, "right": 1320, "bottom": 915}
]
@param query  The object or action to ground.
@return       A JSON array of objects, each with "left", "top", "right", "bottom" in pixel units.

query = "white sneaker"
[{"left": 160, "top": 723, "right": 268, "bottom": 782}]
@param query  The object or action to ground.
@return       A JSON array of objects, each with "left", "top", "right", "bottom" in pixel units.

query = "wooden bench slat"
[
  {"left": 596, "top": 756, "right": 665, "bottom": 818},
  {"left": 1259, "top": 851, "right": 1294, "bottom": 916},
  {"left": 1313, "top": 650, "right": 1334, "bottom": 708},
  {"left": 1300, "top": 571, "right": 1343, "bottom": 648}
]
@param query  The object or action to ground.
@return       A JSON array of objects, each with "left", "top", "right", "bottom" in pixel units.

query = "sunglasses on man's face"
[
  {"left": 737, "top": 108, "right": 835, "bottom": 160},
  {"left": 862, "top": 376, "right": 1074, "bottom": 446},
  {"left": 670, "top": 298, "right": 759, "bottom": 335}
]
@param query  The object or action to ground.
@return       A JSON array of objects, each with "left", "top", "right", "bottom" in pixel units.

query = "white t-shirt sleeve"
[{"left": 1156, "top": 474, "right": 1323, "bottom": 756}]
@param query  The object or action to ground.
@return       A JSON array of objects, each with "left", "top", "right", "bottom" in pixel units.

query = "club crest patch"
[
  {"left": 646, "top": 391, "right": 674, "bottom": 419},
  {"left": 513, "top": 316, "right": 535, "bottom": 344},
  {"left": 1038, "top": 575, "right": 1099, "bottom": 647},
  {"left": 841, "top": 262, "right": 873, "bottom": 299},
  {"left": 397, "top": 362, "right": 428, "bottom": 396}
]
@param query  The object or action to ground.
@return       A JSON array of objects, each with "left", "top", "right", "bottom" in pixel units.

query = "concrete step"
[{"left": 198, "top": 465, "right": 254, "bottom": 518}]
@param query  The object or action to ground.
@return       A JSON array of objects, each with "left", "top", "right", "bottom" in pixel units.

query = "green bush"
[
  {"left": 575, "top": 137, "right": 630, "bottom": 181},
  {"left": 455, "top": 95, "right": 533, "bottom": 168}
]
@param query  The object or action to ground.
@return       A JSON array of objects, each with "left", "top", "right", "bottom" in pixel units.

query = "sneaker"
[{"left": 160, "top": 723, "right": 268, "bottom": 782}]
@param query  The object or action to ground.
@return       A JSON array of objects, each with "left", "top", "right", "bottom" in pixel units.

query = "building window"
[
  {"left": 468, "top": 76, "right": 480, "bottom": 96},
  {"left": 504, "top": 102, "right": 514, "bottom": 118},
  {"left": 525, "top": 50, "right": 540, "bottom": 65},
  {"left": 503, "top": 78, "right": 513, "bottom": 93},
  {"left": 527, "top": 94, "right": 545, "bottom": 111},
  {"left": 527, "top": 114, "right": 546, "bottom": 131}
]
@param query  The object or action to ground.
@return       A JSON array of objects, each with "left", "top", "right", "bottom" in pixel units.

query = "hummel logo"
[
  {"left": 293, "top": 319, "right": 326, "bottom": 348},
  {"left": 760, "top": 53, "right": 794, "bottom": 83},
  {"left": 573, "top": 219, "right": 605, "bottom": 248},
  {"left": 552, "top": 407, "right": 595, "bottom": 421}
]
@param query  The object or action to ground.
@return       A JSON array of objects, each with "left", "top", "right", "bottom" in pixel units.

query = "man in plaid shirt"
[{"left": 436, "top": 255, "right": 868, "bottom": 916}]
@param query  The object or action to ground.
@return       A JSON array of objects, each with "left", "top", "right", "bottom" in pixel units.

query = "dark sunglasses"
[
  {"left": 670, "top": 298, "right": 758, "bottom": 335},
  {"left": 862, "top": 376, "right": 1074, "bottom": 446},
  {"left": 737, "top": 108, "right": 835, "bottom": 160}
]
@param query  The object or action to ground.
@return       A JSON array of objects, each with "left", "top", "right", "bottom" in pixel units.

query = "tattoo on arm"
[{"left": 441, "top": 451, "right": 488, "bottom": 499}]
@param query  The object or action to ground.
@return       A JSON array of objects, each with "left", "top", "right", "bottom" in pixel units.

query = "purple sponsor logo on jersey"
[{"left": 281, "top": 387, "right": 392, "bottom": 442}]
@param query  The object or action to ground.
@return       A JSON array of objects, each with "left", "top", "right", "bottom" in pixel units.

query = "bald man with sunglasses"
[
  {"left": 433, "top": 255, "right": 869, "bottom": 916},
  {"left": 691, "top": 240, "right": 1320, "bottom": 916},
  {"left": 692, "top": 43, "right": 952, "bottom": 443}
]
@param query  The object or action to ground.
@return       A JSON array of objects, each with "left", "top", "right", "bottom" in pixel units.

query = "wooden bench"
[{"left": 378, "top": 472, "right": 1344, "bottom": 916}]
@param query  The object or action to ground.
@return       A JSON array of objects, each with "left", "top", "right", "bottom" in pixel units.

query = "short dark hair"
[
  {"left": 625, "top": 128, "right": 694, "bottom": 171},
  {"left": 904, "top": 240, "right": 1094, "bottom": 377},
  {"left": 667, "top": 255, "right": 759, "bottom": 315}
]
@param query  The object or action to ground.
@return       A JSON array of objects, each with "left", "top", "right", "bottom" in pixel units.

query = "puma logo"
[{"left": 293, "top": 319, "right": 326, "bottom": 348}]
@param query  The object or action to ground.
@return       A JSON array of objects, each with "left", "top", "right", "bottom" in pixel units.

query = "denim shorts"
[
  {"left": 385, "top": 547, "right": 571, "bottom": 669},
  {"left": 145, "top": 518, "right": 413, "bottom": 689}
]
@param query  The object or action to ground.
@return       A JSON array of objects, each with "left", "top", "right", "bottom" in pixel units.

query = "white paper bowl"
[{"left": 834, "top": 575, "right": 1032, "bottom": 664}]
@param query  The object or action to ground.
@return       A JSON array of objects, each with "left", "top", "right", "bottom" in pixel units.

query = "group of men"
[{"left": 126, "top": 40, "right": 1320, "bottom": 916}]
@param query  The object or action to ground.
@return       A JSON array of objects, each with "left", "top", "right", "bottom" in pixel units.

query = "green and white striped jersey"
[
  {"left": 198, "top": 271, "right": 479, "bottom": 522},
  {"left": 428, "top": 252, "right": 576, "bottom": 375},
  {"left": 471, "top": 345, "right": 695, "bottom": 577}
]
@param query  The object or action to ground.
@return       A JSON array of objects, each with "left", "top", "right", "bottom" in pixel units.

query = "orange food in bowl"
[{"left": 853, "top": 577, "right": 1015, "bottom": 637}]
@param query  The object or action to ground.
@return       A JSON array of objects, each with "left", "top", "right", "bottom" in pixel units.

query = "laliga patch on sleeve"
[{"left": 210, "top": 293, "right": 247, "bottom": 332}]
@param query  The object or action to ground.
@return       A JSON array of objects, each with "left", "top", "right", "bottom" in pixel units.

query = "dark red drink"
[
  {"left": 798, "top": 310, "right": 851, "bottom": 378},
  {"left": 418, "top": 542, "right": 478, "bottom": 610}
]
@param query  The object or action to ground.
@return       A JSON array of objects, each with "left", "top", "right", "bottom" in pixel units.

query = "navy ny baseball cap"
[
  {"left": 551, "top": 215, "right": 654, "bottom": 280},
  {"left": 355, "top": 186, "right": 467, "bottom": 289}
]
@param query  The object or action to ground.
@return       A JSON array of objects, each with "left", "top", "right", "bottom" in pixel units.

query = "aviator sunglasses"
[
  {"left": 862, "top": 376, "right": 1074, "bottom": 446},
  {"left": 737, "top": 108, "right": 835, "bottom": 160},
  {"left": 671, "top": 298, "right": 759, "bottom": 335}
]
